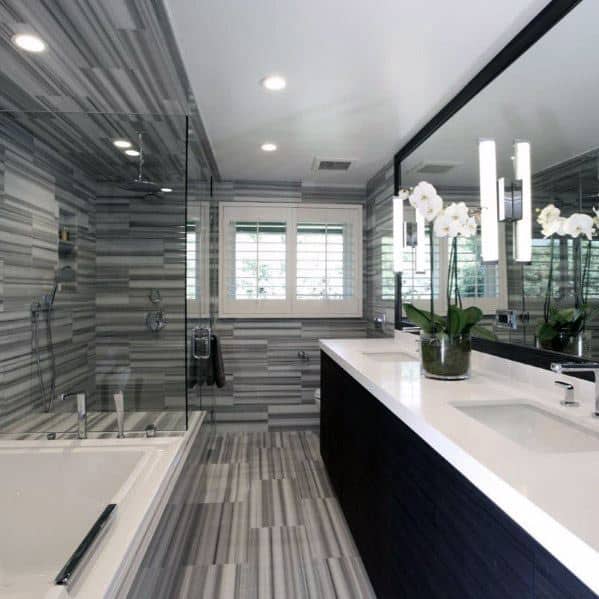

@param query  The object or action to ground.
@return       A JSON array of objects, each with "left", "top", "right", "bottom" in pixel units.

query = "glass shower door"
[{"left": 0, "top": 110, "right": 191, "bottom": 436}]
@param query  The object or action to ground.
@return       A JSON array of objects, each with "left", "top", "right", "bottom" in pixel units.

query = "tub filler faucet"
[
  {"left": 60, "top": 391, "right": 87, "bottom": 439},
  {"left": 113, "top": 391, "right": 125, "bottom": 438}
]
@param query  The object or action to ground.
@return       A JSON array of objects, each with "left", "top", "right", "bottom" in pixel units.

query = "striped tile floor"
[{"left": 128, "top": 431, "right": 375, "bottom": 599}]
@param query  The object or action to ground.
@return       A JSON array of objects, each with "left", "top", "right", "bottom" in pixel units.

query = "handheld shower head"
[{"left": 46, "top": 266, "right": 75, "bottom": 307}]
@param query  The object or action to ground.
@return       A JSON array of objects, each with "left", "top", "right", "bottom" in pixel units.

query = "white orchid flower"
[
  {"left": 593, "top": 206, "right": 599, "bottom": 229},
  {"left": 409, "top": 182, "right": 444, "bottom": 222},
  {"left": 433, "top": 210, "right": 451, "bottom": 238},
  {"left": 444, "top": 202, "right": 469, "bottom": 225},
  {"left": 409, "top": 181, "right": 437, "bottom": 208},
  {"left": 541, "top": 216, "right": 566, "bottom": 238},
  {"left": 537, "top": 204, "right": 560, "bottom": 227},
  {"left": 563, "top": 213, "right": 594, "bottom": 240},
  {"left": 462, "top": 216, "right": 477, "bottom": 238},
  {"left": 420, "top": 194, "right": 443, "bottom": 222}
]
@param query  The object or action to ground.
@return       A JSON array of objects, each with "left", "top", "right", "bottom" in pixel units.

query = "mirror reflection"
[{"left": 399, "top": 0, "right": 599, "bottom": 360}]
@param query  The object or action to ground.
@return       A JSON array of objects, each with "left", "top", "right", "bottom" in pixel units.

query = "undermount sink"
[
  {"left": 455, "top": 402, "right": 599, "bottom": 453},
  {"left": 362, "top": 351, "right": 417, "bottom": 363}
]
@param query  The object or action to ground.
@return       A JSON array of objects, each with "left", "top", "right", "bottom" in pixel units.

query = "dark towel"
[
  {"left": 206, "top": 334, "right": 226, "bottom": 388},
  {"left": 213, "top": 334, "right": 226, "bottom": 388}
]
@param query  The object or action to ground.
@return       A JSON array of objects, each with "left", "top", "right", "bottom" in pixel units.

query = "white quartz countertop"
[{"left": 320, "top": 334, "right": 599, "bottom": 594}]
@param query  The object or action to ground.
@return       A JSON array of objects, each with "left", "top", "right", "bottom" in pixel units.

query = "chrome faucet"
[
  {"left": 60, "top": 391, "right": 87, "bottom": 438},
  {"left": 550, "top": 362, "right": 599, "bottom": 417}
]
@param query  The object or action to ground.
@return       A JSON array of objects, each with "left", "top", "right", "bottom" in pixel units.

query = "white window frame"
[{"left": 219, "top": 202, "right": 363, "bottom": 318}]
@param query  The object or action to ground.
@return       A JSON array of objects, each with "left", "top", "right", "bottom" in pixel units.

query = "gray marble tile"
[
  {"left": 129, "top": 431, "right": 375, "bottom": 599},
  {"left": 301, "top": 498, "right": 359, "bottom": 560},
  {"left": 249, "top": 478, "right": 303, "bottom": 528}
]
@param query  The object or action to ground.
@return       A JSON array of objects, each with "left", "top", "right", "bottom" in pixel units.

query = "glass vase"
[
  {"left": 538, "top": 330, "right": 590, "bottom": 357},
  {"left": 420, "top": 331, "right": 471, "bottom": 380}
]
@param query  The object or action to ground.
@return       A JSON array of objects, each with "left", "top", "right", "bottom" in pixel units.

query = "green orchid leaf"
[
  {"left": 404, "top": 304, "right": 433, "bottom": 334},
  {"left": 461, "top": 306, "right": 483, "bottom": 333},
  {"left": 447, "top": 305, "right": 464, "bottom": 336},
  {"left": 470, "top": 325, "right": 497, "bottom": 341}
]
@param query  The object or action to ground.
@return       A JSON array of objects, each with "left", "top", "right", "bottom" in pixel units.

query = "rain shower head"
[
  {"left": 120, "top": 132, "right": 161, "bottom": 193},
  {"left": 120, "top": 178, "right": 161, "bottom": 193}
]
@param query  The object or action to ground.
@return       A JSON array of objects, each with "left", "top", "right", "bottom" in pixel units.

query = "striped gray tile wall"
[
  {"left": 194, "top": 181, "right": 368, "bottom": 431},
  {"left": 0, "top": 0, "right": 218, "bottom": 177},
  {"left": 94, "top": 188, "right": 187, "bottom": 413},
  {"left": 365, "top": 160, "right": 395, "bottom": 337},
  {"left": 0, "top": 118, "right": 97, "bottom": 430}
]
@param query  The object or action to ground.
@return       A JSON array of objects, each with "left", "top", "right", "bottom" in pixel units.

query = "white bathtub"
[{"left": 0, "top": 413, "right": 203, "bottom": 599}]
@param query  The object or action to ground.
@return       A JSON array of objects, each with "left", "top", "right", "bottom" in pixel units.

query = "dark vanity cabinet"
[{"left": 320, "top": 352, "right": 597, "bottom": 599}]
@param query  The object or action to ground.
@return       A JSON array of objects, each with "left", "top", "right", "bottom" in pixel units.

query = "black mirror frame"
[{"left": 393, "top": 0, "right": 593, "bottom": 377}]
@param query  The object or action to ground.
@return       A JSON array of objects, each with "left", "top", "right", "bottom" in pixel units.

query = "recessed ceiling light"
[
  {"left": 160, "top": 187, "right": 173, "bottom": 193},
  {"left": 261, "top": 75, "right": 286, "bottom": 91},
  {"left": 261, "top": 143, "right": 277, "bottom": 152},
  {"left": 12, "top": 33, "right": 46, "bottom": 53},
  {"left": 113, "top": 139, "right": 132, "bottom": 149},
  {"left": 125, "top": 149, "right": 140, "bottom": 157}
]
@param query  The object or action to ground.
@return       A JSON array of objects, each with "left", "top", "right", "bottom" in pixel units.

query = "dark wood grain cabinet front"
[{"left": 320, "top": 351, "right": 597, "bottom": 599}]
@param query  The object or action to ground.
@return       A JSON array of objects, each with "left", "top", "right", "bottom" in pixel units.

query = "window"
[
  {"left": 297, "top": 224, "right": 349, "bottom": 300},
  {"left": 186, "top": 203, "right": 210, "bottom": 317},
  {"left": 381, "top": 236, "right": 394, "bottom": 300},
  {"left": 525, "top": 238, "right": 599, "bottom": 303},
  {"left": 219, "top": 203, "right": 362, "bottom": 317},
  {"left": 233, "top": 222, "right": 286, "bottom": 299},
  {"left": 186, "top": 224, "right": 198, "bottom": 300}
]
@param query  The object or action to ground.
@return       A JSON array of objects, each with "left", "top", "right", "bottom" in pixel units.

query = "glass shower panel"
[
  {"left": 186, "top": 126, "right": 216, "bottom": 422},
  {"left": 0, "top": 110, "right": 191, "bottom": 436}
]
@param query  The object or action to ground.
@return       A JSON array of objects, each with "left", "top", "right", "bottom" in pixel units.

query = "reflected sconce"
[
  {"left": 415, "top": 210, "right": 426, "bottom": 273},
  {"left": 513, "top": 140, "right": 532, "bottom": 263},
  {"left": 478, "top": 139, "right": 499, "bottom": 263},
  {"left": 393, "top": 195, "right": 404, "bottom": 273},
  {"left": 478, "top": 138, "right": 531, "bottom": 264}
]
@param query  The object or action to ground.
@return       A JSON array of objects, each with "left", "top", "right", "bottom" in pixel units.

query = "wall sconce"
[
  {"left": 478, "top": 138, "right": 531, "bottom": 264},
  {"left": 513, "top": 140, "right": 532, "bottom": 263},
  {"left": 415, "top": 210, "right": 426, "bottom": 273},
  {"left": 478, "top": 139, "right": 499, "bottom": 263},
  {"left": 393, "top": 195, "right": 404, "bottom": 273}
]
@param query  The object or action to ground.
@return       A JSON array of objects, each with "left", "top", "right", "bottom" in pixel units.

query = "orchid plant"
[
  {"left": 401, "top": 181, "right": 495, "bottom": 340},
  {"left": 535, "top": 203, "right": 597, "bottom": 348}
]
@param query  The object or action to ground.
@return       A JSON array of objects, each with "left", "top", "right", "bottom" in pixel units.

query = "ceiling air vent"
[
  {"left": 312, "top": 157, "right": 353, "bottom": 172},
  {"left": 409, "top": 160, "right": 460, "bottom": 175}
]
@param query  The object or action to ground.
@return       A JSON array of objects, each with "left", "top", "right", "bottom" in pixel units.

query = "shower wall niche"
[{"left": 0, "top": 111, "right": 193, "bottom": 434}]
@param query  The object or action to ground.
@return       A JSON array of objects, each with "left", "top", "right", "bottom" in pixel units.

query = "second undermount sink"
[
  {"left": 362, "top": 351, "right": 417, "bottom": 363},
  {"left": 455, "top": 402, "right": 599, "bottom": 453}
]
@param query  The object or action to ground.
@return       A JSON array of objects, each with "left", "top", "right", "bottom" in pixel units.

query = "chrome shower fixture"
[{"left": 120, "top": 132, "right": 161, "bottom": 193}]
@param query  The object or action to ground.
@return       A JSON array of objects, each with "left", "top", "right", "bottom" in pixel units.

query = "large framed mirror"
[{"left": 394, "top": 0, "right": 599, "bottom": 366}]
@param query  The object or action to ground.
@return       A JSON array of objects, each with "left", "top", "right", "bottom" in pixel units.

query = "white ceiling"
[
  {"left": 165, "top": 0, "right": 550, "bottom": 186},
  {"left": 402, "top": 0, "right": 599, "bottom": 189}
]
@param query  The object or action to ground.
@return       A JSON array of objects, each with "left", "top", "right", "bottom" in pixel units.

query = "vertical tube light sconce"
[
  {"left": 393, "top": 195, "right": 404, "bottom": 273},
  {"left": 478, "top": 139, "right": 499, "bottom": 262},
  {"left": 415, "top": 209, "right": 426, "bottom": 273},
  {"left": 513, "top": 140, "right": 532, "bottom": 262}
]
